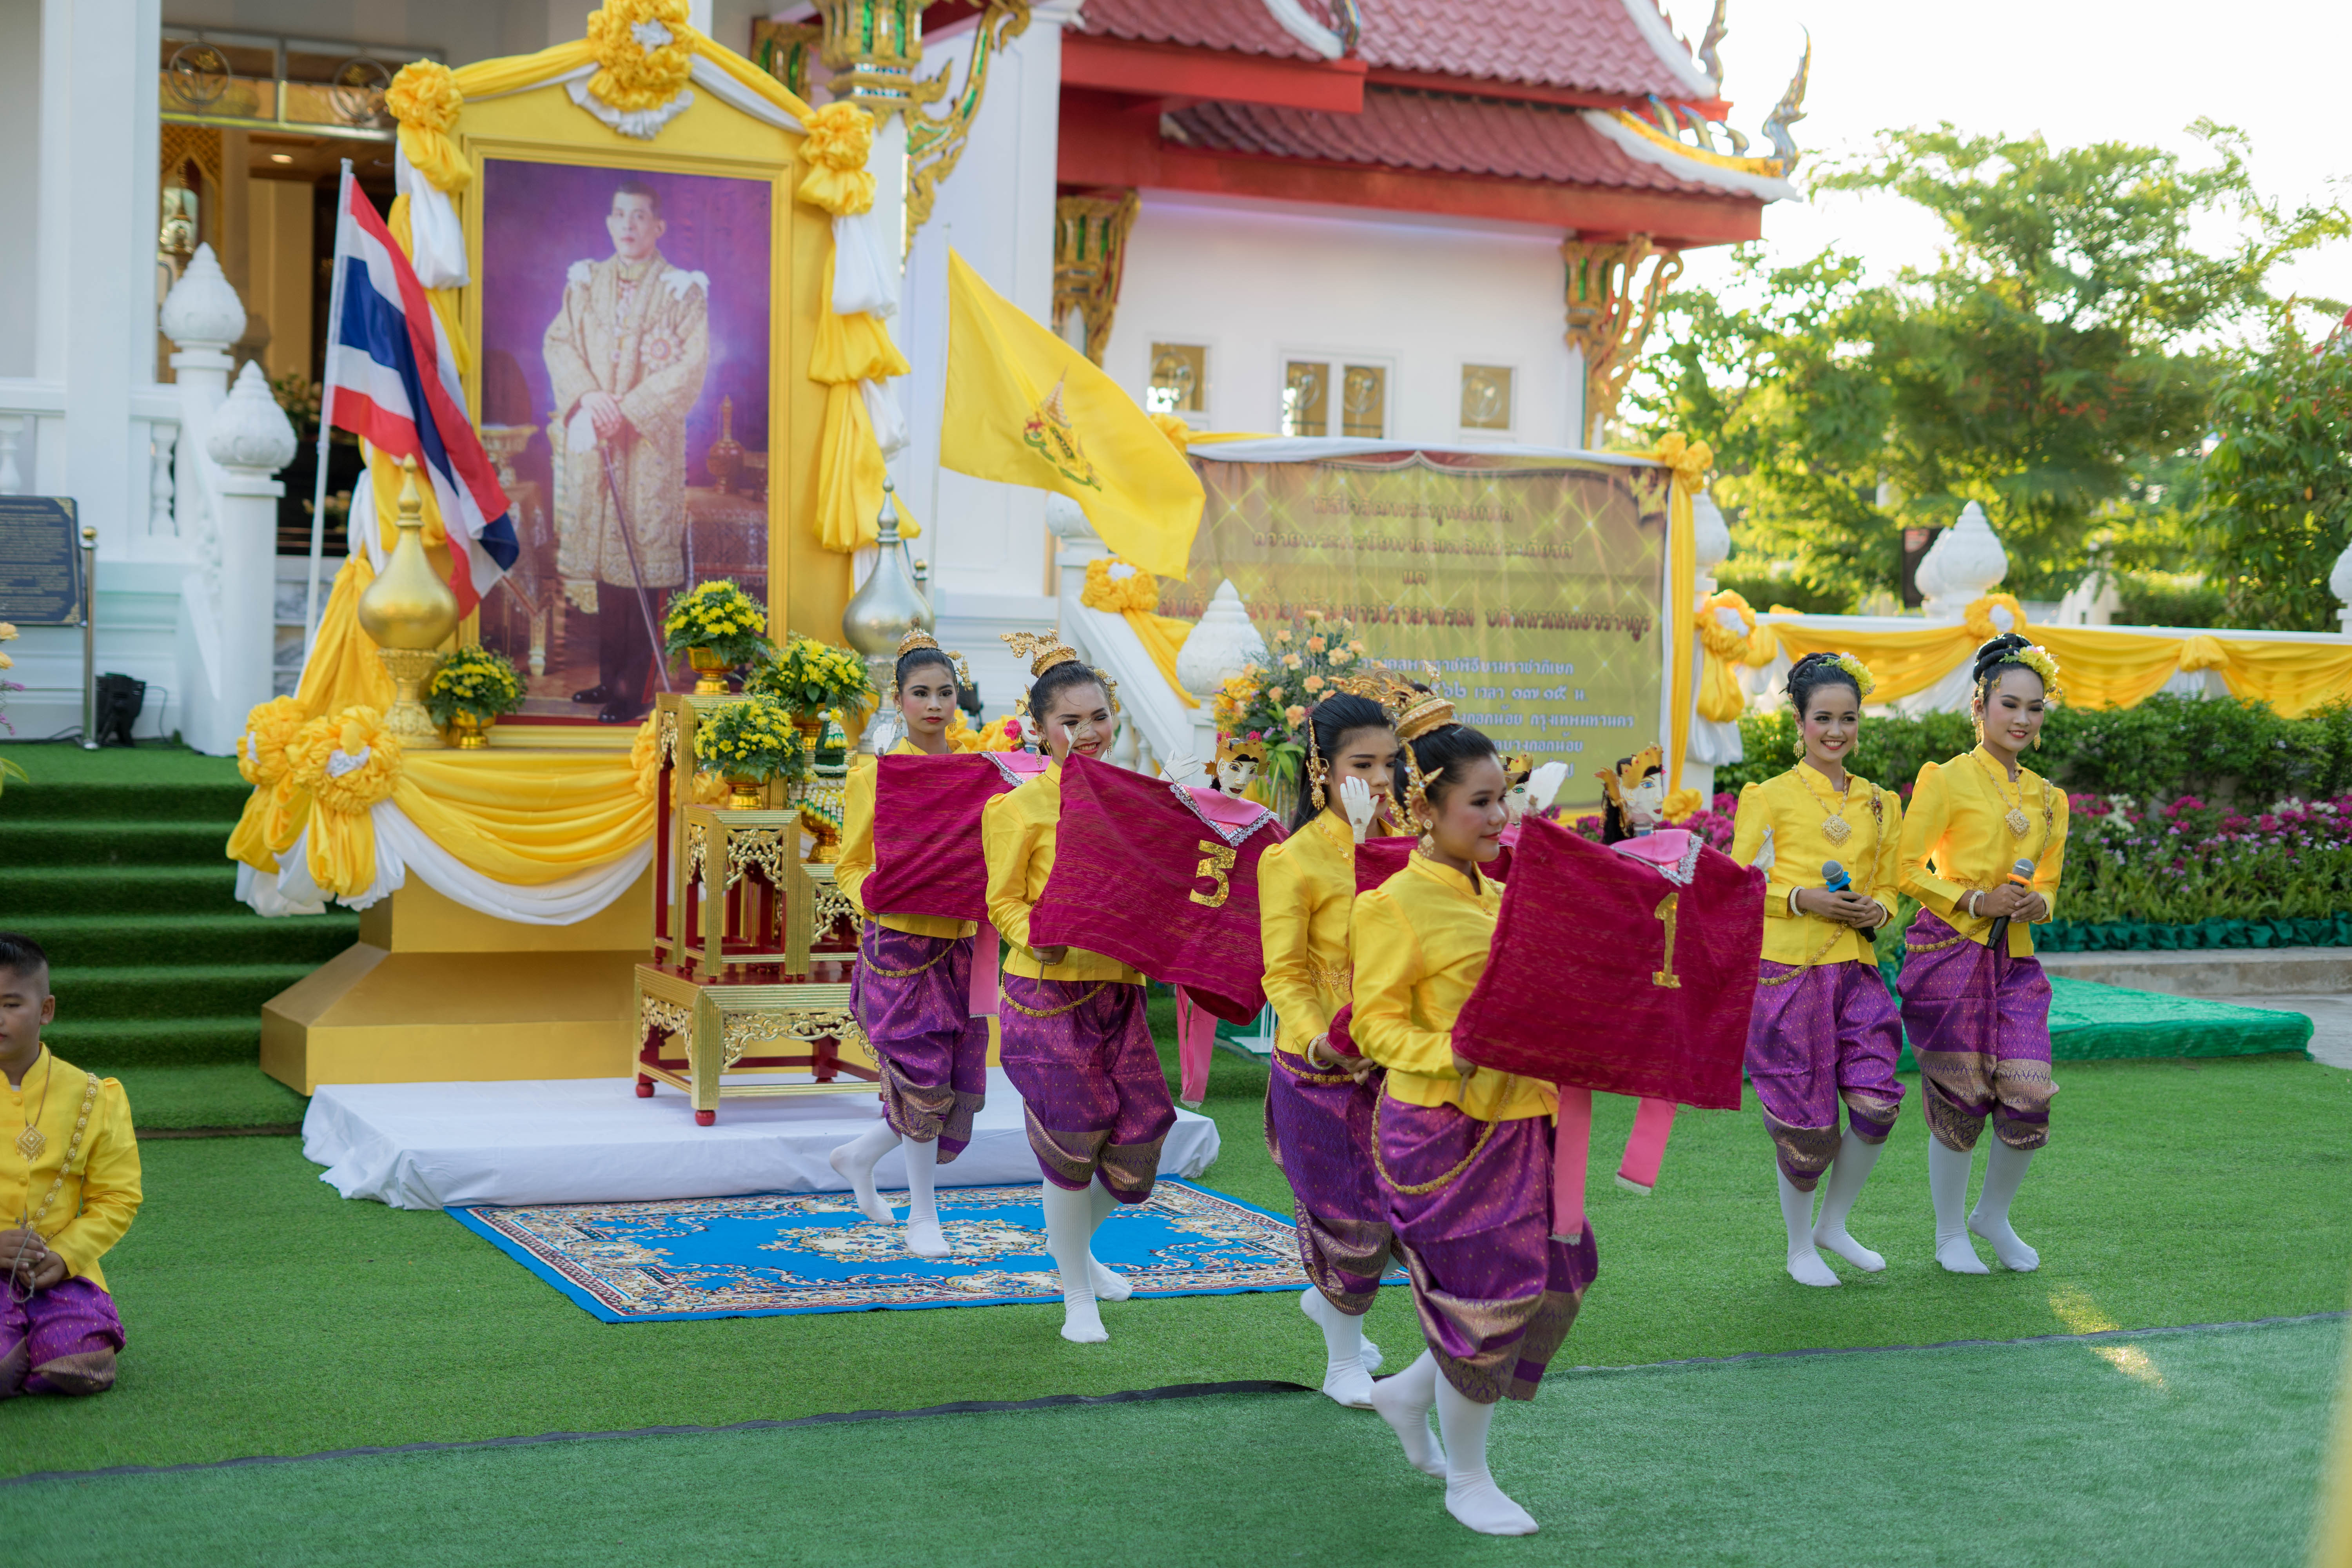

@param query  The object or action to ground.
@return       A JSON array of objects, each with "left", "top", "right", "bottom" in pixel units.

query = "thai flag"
[{"left": 320, "top": 173, "right": 517, "bottom": 615}]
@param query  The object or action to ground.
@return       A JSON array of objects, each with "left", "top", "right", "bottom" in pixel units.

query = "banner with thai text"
[{"left": 1176, "top": 452, "right": 1667, "bottom": 810}]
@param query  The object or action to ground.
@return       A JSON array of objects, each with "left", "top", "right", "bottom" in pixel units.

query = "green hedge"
[
  {"left": 2036, "top": 915, "right": 2352, "bottom": 952},
  {"left": 1718, "top": 693, "right": 2352, "bottom": 803}
]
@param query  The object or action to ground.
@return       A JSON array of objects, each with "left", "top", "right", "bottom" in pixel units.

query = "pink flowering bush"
[
  {"left": 2062, "top": 791, "right": 2352, "bottom": 923},
  {"left": 1547, "top": 791, "right": 1738, "bottom": 853}
]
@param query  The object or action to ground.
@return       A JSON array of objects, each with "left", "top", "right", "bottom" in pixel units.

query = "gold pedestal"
[
  {"left": 260, "top": 871, "right": 656, "bottom": 1093},
  {"left": 378, "top": 647, "right": 447, "bottom": 750}
]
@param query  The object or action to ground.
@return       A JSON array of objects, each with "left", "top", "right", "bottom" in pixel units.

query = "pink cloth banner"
[
  {"left": 1029, "top": 757, "right": 1285, "bottom": 1024},
  {"left": 864, "top": 753, "right": 1044, "bottom": 924},
  {"left": 1452, "top": 814, "right": 1764, "bottom": 1111}
]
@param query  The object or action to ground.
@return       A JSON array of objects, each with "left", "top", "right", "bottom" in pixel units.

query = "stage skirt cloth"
[
  {"left": 1376, "top": 1096, "right": 1599, "bottom": 1405},
  {"left": 1898, "top": 909, "right": 2056, "bottom": 1154},
  {"left": 1, "top": 1277, "right": 124, "bottom": 1398},
  {"left": 999, "top": 975, "right": 1174, "bottom": 1203},
  {"left": 1264, "top": 1049, "right": 1395, "bottom": 1316},
  {"left": 1745, "top": 958, "right": 1907, "bottom": 1191},
  {"left": 852, "top": 923, "right": 990, "bottom": 1161}
]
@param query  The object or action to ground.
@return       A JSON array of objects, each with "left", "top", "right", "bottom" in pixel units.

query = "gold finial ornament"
[{"left": 357, "top": 459, "right": 460, "bottom": 750}]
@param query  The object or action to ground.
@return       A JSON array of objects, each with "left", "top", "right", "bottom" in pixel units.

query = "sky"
[{"left": 1676, "top": 0, "right": 2350, "bottom": 310}]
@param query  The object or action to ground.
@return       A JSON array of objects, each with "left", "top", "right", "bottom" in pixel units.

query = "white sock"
[
  {"left": 1300, "top": 1287, "right": 1374, "bottom": 1408},
  {"left": 1969, "top": 1141, "right": 2040, "bottom": 1271},
  {"left": 1436, "top": 1377, "right": 1538, "bottom": 1535},
  {"left": 1777, "top": 1168, "right": 1839, "bottom": 1287},
  {"left": 1369, "top": 1349, "right": 1448, "bottom": 1477},
  {"left": 1041, "top": 1180, "right": 1105, "bottom": 1342},
  {"left": 827, "top": 1119, "right": 899, "bottom": 1224},
  {"left": 1085, "top": 1176, "right": 1131, "bottom": 1301},
  {"left": 1928, "top": 1136, "right": 1990, "bottom": 1274},
  {"left": 1301, "top": 1285, "right": 1381, "bottom": 1374},
  {"left": 901, "top": 1136, "right": 949, "bottom": 1259},
  {"left": 1812, "top": 1130, "right": 1887, "bottom": 1271}
]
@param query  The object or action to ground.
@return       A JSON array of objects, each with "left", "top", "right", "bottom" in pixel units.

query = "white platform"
[{"left": 301, "top": 1067, "right": 1224, "bottom": 1210}]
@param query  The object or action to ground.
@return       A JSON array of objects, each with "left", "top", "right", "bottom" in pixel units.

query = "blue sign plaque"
[{"left": 0, "top": 497, "right": 83, "bottom": 626}]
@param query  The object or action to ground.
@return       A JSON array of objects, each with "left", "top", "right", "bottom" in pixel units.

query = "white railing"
[
  {"left": 0, "top": 378, "right": 64, "bottom": 498},
  {"left": 1046, "top": 497, "right": 1220, "bottom": 775}
]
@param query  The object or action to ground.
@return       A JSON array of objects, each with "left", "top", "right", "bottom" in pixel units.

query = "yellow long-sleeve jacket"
[
  {"left": 1729, "top": 762, "right": 1902, "bottom": 967},
  {"left": 1349, "top": 854, "right": 1554, "bottom": 1122},
  {"left": 3, "top": 1047, "right": 142, "bottom": 1292},
  {"left": 1899, "top": 746, "right": 2070, "bottom": 956},
  {"left": 833, "top": 738, "right": 976, "bottom": 940},
  {"left": 1257, "top": 811, "right": 1369, "bottom": 1060},
  {"left": 981, "top": 762, "right": 1142, "bottom": 985}
]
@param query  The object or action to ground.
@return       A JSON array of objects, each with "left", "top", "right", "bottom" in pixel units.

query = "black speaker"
[{"left": 93, "top": 672, "right": 146, "bottom": 747}]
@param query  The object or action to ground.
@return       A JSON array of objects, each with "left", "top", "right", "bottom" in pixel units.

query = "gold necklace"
[
  {"left": 1974, "top": 752, "right": 2033, "bottom": 838},
  {"left": 13, "top": 1049, "right": 49, "bottom": 1162},
  {"left": 1795, "top": 765, "right": 1853, "bottom": 847}
]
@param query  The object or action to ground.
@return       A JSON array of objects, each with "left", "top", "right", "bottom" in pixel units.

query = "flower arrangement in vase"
[
  {"left": 696, "top": 693, "right": 810, "bottom": 808},
  {"left": 662, "top": 579, "right": 769, "bottom": 694},
  {"left": 424, "top": 645, "right": 525, "bottom": 749},
  {"left": 748, "top": 633, "right": 877, "bottom": 753},
  {"left": 1210, "top": 610, "right": 1387, "bottom": 814}
]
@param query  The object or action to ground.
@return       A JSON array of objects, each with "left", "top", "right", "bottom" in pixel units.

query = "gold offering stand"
[{"left": 636, "top": 692, "right": 870, "bottom": 1125}]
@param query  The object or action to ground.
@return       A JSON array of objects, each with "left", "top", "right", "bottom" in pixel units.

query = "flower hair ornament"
[
  {"left": 1593, "top": 742, "right": 1666, "bottom": 815},
  {"left": 2001, "top": 644, "right": 2062, "bottom": 697},
  {"left": 1831, "top": 653, "right": 1877, "bottom": 697}
]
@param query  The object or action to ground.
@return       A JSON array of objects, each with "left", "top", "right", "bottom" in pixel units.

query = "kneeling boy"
[{"left": 0, "top": 931, "right": 142, "bottom": 1396}]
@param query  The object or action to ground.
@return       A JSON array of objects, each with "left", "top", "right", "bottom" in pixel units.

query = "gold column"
[{"left": 1561, "top": 235, "right": 1684, "bottom": 436}]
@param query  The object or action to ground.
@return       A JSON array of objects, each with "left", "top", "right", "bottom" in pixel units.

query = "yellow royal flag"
[{"left": 941, "top": 250, "right": 1203, "bottom": 578}]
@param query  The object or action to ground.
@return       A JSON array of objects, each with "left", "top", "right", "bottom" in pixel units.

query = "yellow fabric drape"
[
  {"left": 1621, "top": 435, "right": 1712, "bottom": 789},
  {"left": 1695, "top": 589, "right": 1777, "bottom": 723},
  {"left": 1769, "top": 606, "right": 2352, "bottom": 718},
  {"left": 394, "top": 750, "right": 655, "bottom": 884},
  {"left": 810, "top": 252, "right": 911, "bottom": 554},
  {"left": 1127, "top": 612, "right": 1198, "bottom": 709},
  {"left": 1076, "top": 556, "right": 1198, "bottom": 708}
]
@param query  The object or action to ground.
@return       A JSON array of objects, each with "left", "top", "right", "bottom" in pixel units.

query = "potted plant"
[
  {"left": 425, "top": 645, "right": 526, "bottom": 749},
  {"left": 748, "top": 632, "right": 877, "bottom": 753},
  {"left": 662, "top": 579, "right": 770, "bottom": 694},
  {"left": 695, "top": 693, "right": 809, "bottom": 808}
]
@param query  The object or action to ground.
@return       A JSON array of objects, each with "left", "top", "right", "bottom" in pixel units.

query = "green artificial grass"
[
  {"left": 1, "top": 1051, "right": 2344, "bottom": 1479},
  {"left": 2, "top": 1318, "right": 2337, "bottom": 1567},
  {"left": 0, "top": 742, "right": 357, "bottom": 1083},
  {"left": 111, "top": 1063, "right": 309, "bottom": 1131}
]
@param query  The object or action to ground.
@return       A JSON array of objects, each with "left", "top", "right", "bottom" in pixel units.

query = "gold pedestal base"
[
  {"left": 378, "top": 647, "right": 447, "bottom": 750},
  {"left": 260, "top": 871, "right": 655, "bottom": 1093}
]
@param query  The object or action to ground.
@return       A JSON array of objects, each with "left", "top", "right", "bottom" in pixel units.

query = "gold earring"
[{"left": 1791, "top": 733, "right": 1806, "bottom": 759}]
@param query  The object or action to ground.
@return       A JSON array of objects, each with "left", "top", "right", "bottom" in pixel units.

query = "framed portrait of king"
[{"left": 441, "top": 75, "right": 842, "bottom": 738}]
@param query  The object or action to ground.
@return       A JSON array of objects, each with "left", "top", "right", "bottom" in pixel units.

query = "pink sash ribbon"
[
  {"left": 1552, "top": 1087, "right": 1593, "bottom": 1242},
  {"left": 969, "top": 918, "right": 1001, "bottom": 1018},
  {"left": 1173, "top": 985, "right": 1216, "bottom": 1105}
]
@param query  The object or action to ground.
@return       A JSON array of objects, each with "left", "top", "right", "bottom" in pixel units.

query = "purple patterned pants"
[
  {"left": 1, "top": 1276, "right": 123, "bottom": 1397},
  {"left": 1377, "top": 1097, "right": 1599, "bottom": 1405},
  {"left": 999, "top": 975, "right": 1174, "bottom": 1203},
  {"left": 1265, "top": 1049, "right": 1394, "bottom": 1315},
  {"left": 853, "top": 924, "right": 990, "bottom": 1160},
  {"left": 1745, "top": 958, "right": 1907, "bottom": 1191},
  {"left": 1899, "top": 909, "right": 2056, "bottom": 1153}
]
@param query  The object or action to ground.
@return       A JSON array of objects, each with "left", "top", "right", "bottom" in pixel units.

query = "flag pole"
[{"left": 303, "top": 160, "right": 354, "bottom": 655}]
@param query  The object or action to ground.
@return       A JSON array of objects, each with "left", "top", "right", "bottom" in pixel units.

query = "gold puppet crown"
[
  {"left": 1502, "top": 753, "right": 1536, "bottom": 784},
  {"left": 1001, "top": 630, "right": 1080, "bottom": 678},
  {"left": 1593, "top": 743, "right": 1664, "bottom": 810},
  {"left": 1217, "top": 731, "right": 1268, "bottom": 766}
]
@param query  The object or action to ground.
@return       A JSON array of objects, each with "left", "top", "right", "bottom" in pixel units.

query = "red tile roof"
[
  {"left": 1163, "top": 87, "right": 1735, "bottom": 197},
  {"left": 1076, "top": 0, "right": 1711, "bottom": 100},
  {"left": 1074, "top": 0, "right": 1325, "bottom": 63}
]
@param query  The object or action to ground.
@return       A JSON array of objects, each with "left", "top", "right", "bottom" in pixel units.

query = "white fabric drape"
[
  {"left": 393, "top": 144, "right": 470, "bottom": 289},
  {"left": 248, "top": 802, "right": 652, "bottom": 925}
]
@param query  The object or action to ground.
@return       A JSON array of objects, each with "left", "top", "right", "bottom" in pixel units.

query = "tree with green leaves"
[
  {"left": 2201, "top": 309, "right": 2352, "bottom": 631},
  {"left": 1635, "top": 122, "right": 2348, "bottom": 609}
]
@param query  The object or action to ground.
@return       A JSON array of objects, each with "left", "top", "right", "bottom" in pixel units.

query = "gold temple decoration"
[
  {"left": 749, "top": 18, "right": 822, "bottom": 99},
  {"left": 356, "top": 459, "right": 459, "bottom": 750},
  {"left": 804, "top": 0, "right": 1034, "bottom": 249},
  {"left": 1561, "top": 234, "right": 1684, "bottom": 436},
  {"left": 1053, "top": 191, "right": 1142, "bottom": 364}
]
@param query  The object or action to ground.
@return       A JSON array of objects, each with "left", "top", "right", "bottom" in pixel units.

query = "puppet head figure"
[
  {"left": 1499, "top": 753, "right": 1539, "bottom": 826},
  {"left": 1596, "top": 744, "right": 1667, "bottom": 842},
  {"left": 1214, "top": 731, "right": 1267, "bottom": 796}
]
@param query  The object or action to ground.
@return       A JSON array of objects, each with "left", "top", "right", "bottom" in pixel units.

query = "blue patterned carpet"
[{"left": 450, "top": 1180, "right": 1404, "bottom": 1322}]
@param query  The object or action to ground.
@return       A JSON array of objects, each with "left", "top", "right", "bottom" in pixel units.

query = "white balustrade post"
[
  {"left": 148, "top": 423, "right": 178, "bottom": 540},
  {"left": 160, "top": 243, "right": 245, "bottom": 524},
  {"left": 1175, "top": 579, "right": 1270, "bottom": 760},
  {"left": 1045, "top": 493, "right": 1108, "bottom": 603},
  {"left": 0, "top": 415, "right": 23, "bottom": 495},
  {"left": 1917, "top": 501, "right": 2008, "bottom": 623},
  {"left": 2330, "top": 537, "right": 2352, "bottom": 638},
  {"left": 202, "top": 363, "right": 298, "bottom": 751}
]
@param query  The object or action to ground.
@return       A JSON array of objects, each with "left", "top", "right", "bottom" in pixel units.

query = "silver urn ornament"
[{"left": 842, "top": 481, "right": 934, "bottom": 754}]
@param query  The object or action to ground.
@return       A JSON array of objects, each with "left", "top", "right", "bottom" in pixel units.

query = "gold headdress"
[
  {"left": 1002, "top": 630, "right": 1081, "bottom": 678},
  {"left": 1593, "top": 743, "right": 1664, "bottom": 812},
  {"left": 889, "top": 627, "right": 971, "bottom": 699},
  {"left": 1395, "top": 690, "right": 1455, "bottom": 742}
]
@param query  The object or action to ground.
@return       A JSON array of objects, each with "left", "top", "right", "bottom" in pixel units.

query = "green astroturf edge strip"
[{"left": 12, "top": 1311, "right": 2338, "bottom": 1491}]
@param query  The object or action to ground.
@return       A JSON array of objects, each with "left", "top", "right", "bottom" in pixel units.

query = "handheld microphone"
[
  {"left": 1820, "top": 861, "right": 1850, "bottom": 895},
  {"left": 1984, "top": 858, "right": 2037, "bottom": 949}
]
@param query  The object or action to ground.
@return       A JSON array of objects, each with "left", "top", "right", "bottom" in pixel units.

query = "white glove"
[
  {"left": 1749, "top": 824, "right": 1776, "bottom": 874},
  {"left": 1528, "top": 761, "right": 1570, "bottom": 812},
  {"left": 1162, "top": 751, "right": 1209, "bottom": 788},
  {"left": 1338, "top": 775, "right": 1378, "bottom": 844}
]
